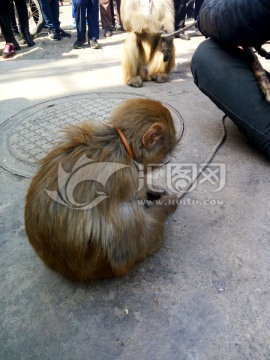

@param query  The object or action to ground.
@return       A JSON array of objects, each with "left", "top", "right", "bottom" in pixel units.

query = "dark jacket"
[{"left": 198, "top": 0, "right": 270, "bottom": 48}]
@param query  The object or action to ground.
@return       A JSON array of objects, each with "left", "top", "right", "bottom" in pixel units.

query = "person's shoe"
[
  {"left": 57, "top": 28, "right": 71, "bottom": 38},
  {"left": 194, "top": 29, "right": 202, "bottom": 36},
  {"left": 11, "top": 35, "right": 21, "bottom": 50},
  {"left": 14, "top": 32, "right": 26, "bottom": 45},
  {"left": 21, "top": 30, "right": 36, "bottom": 47},
  {"left": 178, "top": 33, "right": 190, "bottom": 40},
  {"left": 114, "top": 23, "right": 124, "bottom": 31},
  {"left": 88, "top": 38, "right": 102, "bottom": 49},
  {"left": 70, "top": 20, "right": 76, "bottom": 30},
  {"left": 104, "top": 29, "right": 112, "bottom": 37},
  {"left": 2, "top": 43, "right": 16, "bottom": 58},
  {"left": 73, "top": 40, "right": 84, "bottom": 49},
  {"left": 48, "top": 29, "right": 61, "bottom": 41},
  {"left": 188, "top": 25, "right": 197, "bottom": 32}
]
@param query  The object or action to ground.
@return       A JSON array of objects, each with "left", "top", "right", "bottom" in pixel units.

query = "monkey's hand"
[{"left": 161, "top": 37, "right": 173, "bottom": 62}]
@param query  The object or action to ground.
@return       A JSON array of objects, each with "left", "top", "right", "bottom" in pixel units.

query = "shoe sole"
[
  {"left": 48, "top": 36, "right": 61, "bottom": 41},
  {"left": 73, "top": 42, "right": 84, "bottom": 49},
  {"left": 90, "top": 43, "right": 102, "bottom": 49},
  {"left": 2, "top": 53, "right": 15, "bottom": 58}
]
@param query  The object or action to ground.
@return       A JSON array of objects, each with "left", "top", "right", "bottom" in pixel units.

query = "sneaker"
[
  {"left": 89, "top": 38, "right": 102, "bottom": 49},
  {"left": 48, "top": 29, "right": 61, "bottom": 41},
  {"left": 57, "top": 28, "right": 71, "bottom": 38},
  {"left": 73, "top": 40, "right": 84, "bottom": 49},
  {"left": 194, "top": 29, "right": 202, "bottom": 36},
  {"left": 114, "top": 23, "right": 124, "bottom": 31},
  {"left": 104, "top": 29, "right": 113, "bottom": 37},
  {"left": 178, "top": 33, "right": 190, "bottom": 40},
  {"left": 2, "top": 43, "right": 16, "bottom": 58},
  {"left": 14, "top": 32, "right": 26, "bottom": 45},
  {"left": 70, "top": 20, "right": 76, "bottom": 30}
]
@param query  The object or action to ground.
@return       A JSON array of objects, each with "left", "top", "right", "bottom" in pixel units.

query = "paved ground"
[{"left": 1, "top": 4, "right": 270, "bottom": 360}]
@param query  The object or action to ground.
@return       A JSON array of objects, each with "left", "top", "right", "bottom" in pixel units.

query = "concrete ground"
[{"left": 1, "top": 4, "right": 270, "bottom": 360}]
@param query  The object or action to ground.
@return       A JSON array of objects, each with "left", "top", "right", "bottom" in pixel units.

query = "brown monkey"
[
  {"left": 121, "top": 0, "right": 175, "bottom": 87},
  {"left": 24, "top": 99, "right": 178, "bottom": 282}
]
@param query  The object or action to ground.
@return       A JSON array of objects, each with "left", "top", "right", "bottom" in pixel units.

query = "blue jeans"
[
  {"left": 39, "top": 0, "right": 60, "bottom": 30},
  {"left": 191, "top": 39, "right": 270, "bottom": 158},
  {"left": 73, "top": 0, "right": 99, "bottom": 41}
]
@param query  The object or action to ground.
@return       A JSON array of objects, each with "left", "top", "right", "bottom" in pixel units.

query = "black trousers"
[
  {"left": 174, "top": 0, "right": 188, "bottom": 30},
  {"left": 0, "top": 0, "right": 14, "bottom": 43},
  {"left": 191, "top": 39, "right": 270, "bottom": 158},
  {"left": 194, "top": 0, "right": 204, "bottom": 20}
]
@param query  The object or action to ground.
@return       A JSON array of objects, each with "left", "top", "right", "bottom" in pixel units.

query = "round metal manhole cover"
[{"left": 0, "top": 92, "right": 184, "bottom": 178}]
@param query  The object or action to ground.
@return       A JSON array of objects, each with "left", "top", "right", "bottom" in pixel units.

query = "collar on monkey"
[{"left": 115, "top": 128, "right": 135, "bottom": 160}]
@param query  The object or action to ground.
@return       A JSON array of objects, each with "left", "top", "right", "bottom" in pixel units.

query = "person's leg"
[
  {"left": 39, "top": 0, "right": 62, "bottom": 39},
  {"left": 174, "top": 0, "right": 187, "bottom": 29},
  {"left": 13, "top": 0, "right": 35, "bottom": 46},
  {"left": 39, "top": 0, "right": 57, "bottom": 29},
  {"left": 73, "top": 0, "right": 87, "bottom": 45},
  {"left": 115, "top": 0, "right": 122, "bottom": 28},
  {"left": 99, "top": 0, "right": 113, "bottom": 36},
  {"left": 70, "top": 0, "right": 76, "bottom": 29},
  {"left": 87, "top": 0, "right": 100, "bottom": 41},
  {"left": 7, "top": 1, "right": 23, "bottom": 47},
  {"left": 110, "top": 0, "right": 115, "bottom": 28},
  {"left": 194, "top": 0, "right": 203, "bottom": 20},
  {"left": 50, "top": 0, "right": 71, "bottom": 38},
  {"left": 174, "top": 0, "right": 190, "bottom": 40},
  {"left": 10, "top": 2, "right": 19, "bottom": 34},
  {"left": 191, "top": 39, "right": 270, "bottom": 157},
  {"left": 0, "top": 14, "right": 17, "bottom": 57},
  {"left": 50, "top": 0, "right": 60, "bottom": 30},
  {"left": 186, "top": 0, "right": 194, "bottom": 19}
]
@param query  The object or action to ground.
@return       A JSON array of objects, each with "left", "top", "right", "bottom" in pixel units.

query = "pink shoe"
[{"left": 2, "top": 44, "right": 16, "bottom": 58}]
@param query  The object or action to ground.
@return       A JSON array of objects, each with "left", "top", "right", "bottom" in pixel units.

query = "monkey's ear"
[{"left": 142, "top": 123, "right": 163, "bottom": 149}]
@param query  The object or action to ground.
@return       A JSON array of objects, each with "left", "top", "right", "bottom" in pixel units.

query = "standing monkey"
[
  {"left": 25, "top": 99, "right": 178, "bottom": 282},
  {"left": 121, "top": 0, "right": 176, "bottom": 87}
]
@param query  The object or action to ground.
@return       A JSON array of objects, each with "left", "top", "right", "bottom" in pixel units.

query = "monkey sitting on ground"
[
  {"left": 24, "top": 99, "right": 178, "bottom": 282},
  {"left": 121, "top": 0, "right": 175, "bottom": 87}
]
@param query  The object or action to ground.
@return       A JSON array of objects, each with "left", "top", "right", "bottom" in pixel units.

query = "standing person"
[
  {"left": 10, "top": 0, "right": 35, "bottom": 47},
  {"left": 39, "top": 0, "right": 71, "bottom": 40},
  {"left": 99, "top": 0, "right": 114, "bottom": 37},
  {"left": 194, "top": 0, "right": 204, "bottom": 20},
  {"left": 0, "top": 0, "right": 20, "bottom": 58},
  {"left": 193, "top": 0, "right": 204, "bottom": 35},
  {"left": 113, "top": 0, "right": 122, "bottom": 30},
  {"left": 73, "top": 0, "right": 101, "bottom": 49},
  {"left": 186, "top": 0, "right": 194, "bottom": 19},
  {"left": 99, "top": 0, "right": 122, "bottom": 37},
  {"left": 173, "top": 0, "right": 190, "bottom": 40}
]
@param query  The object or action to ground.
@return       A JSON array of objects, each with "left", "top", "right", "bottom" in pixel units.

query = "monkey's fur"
[
  {"left": 25, "top": 99, "right": 178, "bottom": 282},
  {"left": 121, "top": 0, "right": 175, "bottom": 87}
]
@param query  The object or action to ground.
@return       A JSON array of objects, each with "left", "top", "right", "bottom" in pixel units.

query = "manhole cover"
[{"left": 0, "top": 92, "right": 184, "bottom": 178}]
